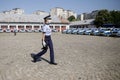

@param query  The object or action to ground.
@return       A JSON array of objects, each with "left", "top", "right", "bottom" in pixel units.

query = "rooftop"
[
  {"left": 0, "top": 13, "right": 65, "bottom": 23},
  {"left": 70, "top": 19, "right": 95, "bottom": 25}
]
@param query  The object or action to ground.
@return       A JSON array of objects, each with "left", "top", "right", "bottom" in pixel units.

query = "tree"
[
  {"left": 110, "top": 10, "right": 120, "bottom": 27},
  {"left": 67, "top": 15, "right": 75, "bottom": 22},
  {"left": 94, "top": 9, "right": 112, "bottom": 27},
  {"left": 94, "top": 9, "right": 120, "bottom": 28}
]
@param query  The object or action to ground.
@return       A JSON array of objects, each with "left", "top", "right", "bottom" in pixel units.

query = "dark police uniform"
[{"left": 31, "top": 15, "right": 57, "bottom": 65}]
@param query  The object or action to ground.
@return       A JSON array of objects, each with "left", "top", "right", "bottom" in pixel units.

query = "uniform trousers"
[{"left": 35, "top": 36, "right": 55, "bottom": 63}]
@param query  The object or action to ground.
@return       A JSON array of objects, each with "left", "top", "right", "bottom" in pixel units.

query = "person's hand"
[{"left": 42, "top": 40, "right": 46, "bottom": 47}]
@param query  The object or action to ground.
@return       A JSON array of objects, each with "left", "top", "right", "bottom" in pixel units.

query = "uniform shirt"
[{"left": 42, "top": 24, "right": 52, "bottom": 36}]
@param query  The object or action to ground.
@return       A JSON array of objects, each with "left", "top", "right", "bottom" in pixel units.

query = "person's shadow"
[{"left": 41, "top": 57, "right": 50, "bottom": 63}]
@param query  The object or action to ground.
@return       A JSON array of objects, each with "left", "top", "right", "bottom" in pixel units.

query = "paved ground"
[{"left": 0, "top": 33, "right": 120, "bottom": 80}]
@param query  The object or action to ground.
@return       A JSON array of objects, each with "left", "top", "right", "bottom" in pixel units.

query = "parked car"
[
  {"left": 103, "top": 30, "right": 111, "bottom": 36},
  {"left": 19, "top": 29, "right": 26, "bottom": 32},
  {"left": 98, "top": 28, "right": 107, "bottom": 36},
  {"left": 111, "top": 28, "right": 120, "bottom": 36},
  {"left": 5, "top": 29, "right": 11, "bottom": 32},
  {"left": 66, "top": 28, "right": 77, "bottom": 34},
  {"left": 34, "top": 29, "right": 40, "bottom": 32},
  {"left": 71, "top": 29, "right": 78, "bottom": 34},
  {"left": 102, "top": 28, "right": 112, "bottom": 37},
  {"left": 62, "top": 29, "right": 67, "bottom": 34},
  {"left": 77, "top": 29, "right": 85, "bottom": 35},
  {"left": 39, "top": 29, "right": 43, "bottom": 32},
  {"left": 26, "top": 29, "right": 33, "bottom": 33},
  {"left": 116, "top": 30, "right": 120, "bottom": 37},
  {"left": 66, "top": 29, "right": 72, "bottom": 34},
  {"left": 93, "top": 29, "right": 100, "bottom": 36},
  {"left": 52, "top": 29, "right": 58, "bottom": 32},
  {"left": 84, "top": 29, "right": 93, "bottom": 35},
  {"left": 0, "top": 29, "right": 3, "bottom": 32}
]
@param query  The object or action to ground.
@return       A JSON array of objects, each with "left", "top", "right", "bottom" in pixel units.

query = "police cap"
[{"left": 44, "top": 15, "right": 51, "bottom": 20}]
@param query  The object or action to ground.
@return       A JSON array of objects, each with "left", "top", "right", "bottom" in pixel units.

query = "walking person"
[
  {"left": 31, "top": 15, "right": 57, "bottom": 65},
  {"left": 14, "top": 27, "right": 17, "bottom": 36}
]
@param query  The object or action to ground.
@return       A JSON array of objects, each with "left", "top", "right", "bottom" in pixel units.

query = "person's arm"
[{"left": 42, "top": 32, "right": 45, "bottom": 41}]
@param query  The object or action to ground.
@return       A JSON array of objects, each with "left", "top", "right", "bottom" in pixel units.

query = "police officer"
[{"left": 31, "top": 15, "right": 57, "bottom": 65}]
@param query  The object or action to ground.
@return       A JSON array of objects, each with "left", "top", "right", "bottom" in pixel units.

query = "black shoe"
[
  {"left": 31, "top": 53, "right": 41, "bottom": 63},
  {"left": 32, "top": 58, "right": 41, "bottom": 63},
  {"left": 31, "top": 53, "right": 36, "bottom": 59},
  {"left": 49, "top": 62, "right": 57, "bottom": 65}
]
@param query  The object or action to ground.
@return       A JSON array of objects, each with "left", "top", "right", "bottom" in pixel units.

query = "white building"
[
  {"left": 80, "top": 14, "right": 84, "bottom": 21},
  {"left": 0, "top": 8, "right": 70, "bottom": 32},
  {"left": 0, "top": 13, "right": 69, "bottom": 32},
  {"left": 3, "top": 8, "right": 24, "bottom": 15},
  {"left": 67, "top": 10, "right": 77, "bottom": 19},
  {"left": 33, "top": 10, "right": 49, "bottom": 15},
  {"left": 63, "top": 10, "right": 68, "bottom": 19},
  {"left": 50, "top": 7, "right": 77, "bottom": 19},
  {"left": 50, "top": 7, "right": 64, "bottom": 17}
]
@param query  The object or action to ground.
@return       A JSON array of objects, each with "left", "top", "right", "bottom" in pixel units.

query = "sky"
[{"left": 0, "top": 0, "right": 120, "bottom": 14}]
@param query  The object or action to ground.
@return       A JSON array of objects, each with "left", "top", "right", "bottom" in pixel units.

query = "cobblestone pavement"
[{"left": 0, "top": 33, "right": 120, "bottom": 80}]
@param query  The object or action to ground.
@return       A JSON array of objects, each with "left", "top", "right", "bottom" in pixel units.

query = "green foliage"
[
  {"left": 94, "top": 9, "right": 120, "bottom": 27},
  {"left": 67, "top": 15, "right": 75, "bottom": 22},
  {"left": 110, "top": 10, "right": 120, "bottom": 26}
]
